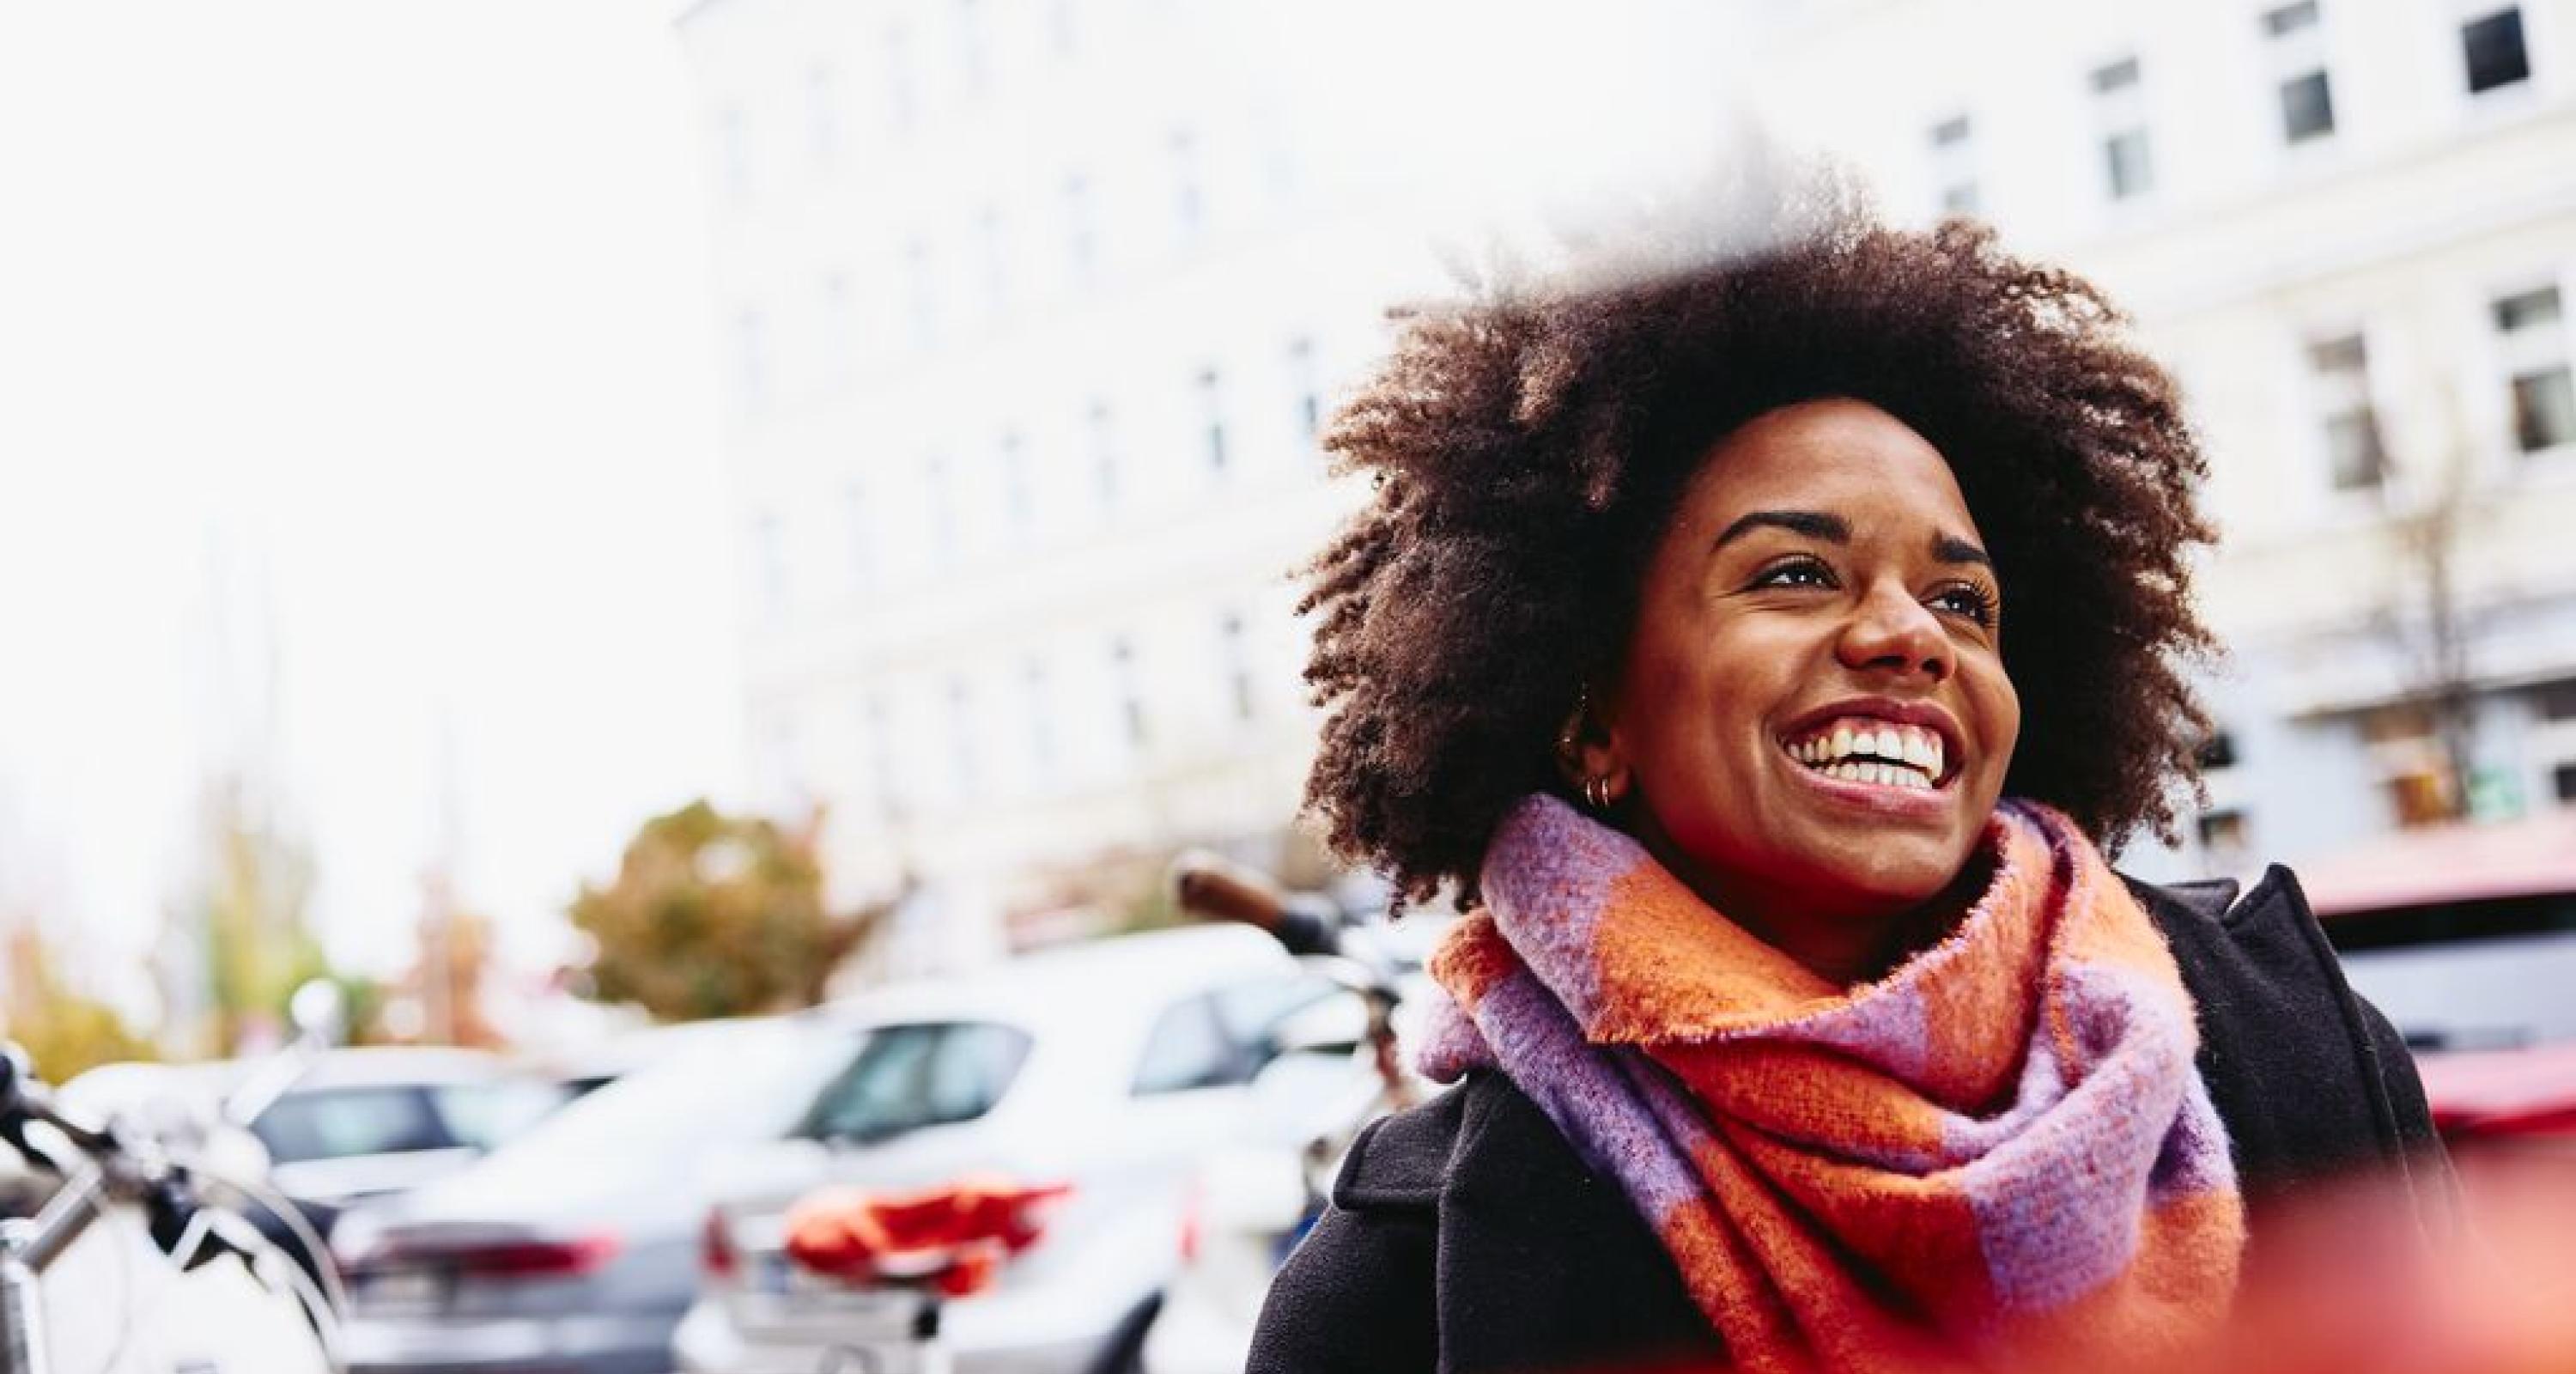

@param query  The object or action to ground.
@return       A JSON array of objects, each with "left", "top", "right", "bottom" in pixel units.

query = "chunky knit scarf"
[{"left": 1415, "top": 796, "right": 2245, "bottom": 1374}]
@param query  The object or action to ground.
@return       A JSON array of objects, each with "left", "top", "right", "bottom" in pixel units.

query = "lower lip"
[{"left": 1780, "top": 752, "right": 1956, "bottom": 822}]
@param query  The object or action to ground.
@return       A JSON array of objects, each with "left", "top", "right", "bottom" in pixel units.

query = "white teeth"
[{"left": 1787, "top": 718, "right": 1949, "bottom": 787}]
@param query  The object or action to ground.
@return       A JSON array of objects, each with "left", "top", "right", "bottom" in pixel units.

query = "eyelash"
[{"left": 1748, "top": 556, "right": 2002, "bottom": 628}]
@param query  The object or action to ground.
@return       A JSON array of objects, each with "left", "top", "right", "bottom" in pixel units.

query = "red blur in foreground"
[
  {"left": 1510, "top": 1150, "right": 2576, "bottom": 1374},
  {"left": 781, "top": 1175, "right": 1071, "bottom": 1298}
]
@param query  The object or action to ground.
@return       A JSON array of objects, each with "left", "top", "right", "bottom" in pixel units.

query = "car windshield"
[
  {"left": 250, "top": 1076, "right": 564, "bottom": 1164},
  {"left": 478, "top": 1018, "right": 865, "bottom": 1170},
  {"left": 795, "top": 1020, "right": 1032, "bottom": 1145},
  {"left": 2327, "top": 890, "right": 2576, "bottom": 1051}
]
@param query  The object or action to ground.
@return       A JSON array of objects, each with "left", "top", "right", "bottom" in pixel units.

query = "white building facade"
[
  {"left": 673, "top": 0, "right": 1507, "bottom": 968},
  {"left": 1752, "top": 0, "right": 2576, "bottom": 878}
]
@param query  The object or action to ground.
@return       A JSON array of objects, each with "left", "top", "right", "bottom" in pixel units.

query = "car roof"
[
  {"left": 812, "top": 922, "right": 1297, "bottom": 1041},
  {"left": 2298, "top": 810, "right": 2576, "bottom": 917},
  {"left": 519, "top": 1014, "right": 781, "bottom": 1083},
  {"left": 283, "top": 1045, "right": 517, "bottom": 1091}
]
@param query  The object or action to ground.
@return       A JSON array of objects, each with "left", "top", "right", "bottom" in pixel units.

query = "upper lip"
[{"left": 1777, "top": 696, "right": 1965, "bottom": 783}]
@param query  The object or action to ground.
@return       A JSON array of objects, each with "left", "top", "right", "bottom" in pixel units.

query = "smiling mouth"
[{"left": 1780, "top": 717, "right": 1953, "bottom": 792}]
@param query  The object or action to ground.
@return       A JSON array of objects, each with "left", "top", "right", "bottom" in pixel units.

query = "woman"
[{"left": 1249, "top": 215, "right": 2448, "bottom": 1374}]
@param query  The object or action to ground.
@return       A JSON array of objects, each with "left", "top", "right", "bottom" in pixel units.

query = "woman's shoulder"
[
  {"left": 2122, "top": 865, "right": 2451, "bottom": 1211},
  {"left": 1269, "top": 1069, "right": 1718, "bottom": 1374},
  {"left": 1331, "top": 1070, "right": 1552, "bottom": 1208}
]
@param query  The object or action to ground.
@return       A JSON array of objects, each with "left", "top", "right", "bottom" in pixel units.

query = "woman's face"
[{"left": 1598, "top": 398, "right": 2020, "bottom": 937}]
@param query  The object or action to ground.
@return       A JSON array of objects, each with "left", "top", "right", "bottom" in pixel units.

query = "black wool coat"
[{"left": 1247, "top": 868, "right": 2453, "bottom": 1374}]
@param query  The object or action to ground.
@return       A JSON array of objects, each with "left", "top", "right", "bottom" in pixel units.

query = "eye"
[
  {"left": 1928, "top": 581, "right": 2001, "bottom": 628},
  {"left": 1748, "top": 555, "right": 1838, "bottom": 592}
]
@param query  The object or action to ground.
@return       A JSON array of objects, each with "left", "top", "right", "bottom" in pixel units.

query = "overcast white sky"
[{"left": 0, "top": 1, "right": 741, "bottom": 997}]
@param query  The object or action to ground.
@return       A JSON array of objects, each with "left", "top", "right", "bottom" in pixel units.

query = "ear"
[{"left": 1552, "top": 684, "right": 1632, "bottom": 804}]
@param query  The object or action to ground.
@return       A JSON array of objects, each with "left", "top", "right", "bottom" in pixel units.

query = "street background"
[{"left": 1, "top": 0, "right": 2571, "bottom": 1073}]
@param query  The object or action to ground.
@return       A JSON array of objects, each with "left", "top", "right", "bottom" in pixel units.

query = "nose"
[{"left": 1835, "top": 580, "right": 1951, "bottom": 682}]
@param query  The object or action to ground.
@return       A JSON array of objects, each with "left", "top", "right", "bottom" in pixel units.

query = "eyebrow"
[
  {"left": 1711, "top": 508, "right": 1995, "bottom": 569},
  {"left": 1932, "top": 533, "right": 1993, "bottom": 569},
  {"left": 1711, "top": 509, "right": 1848, "bottom": 550}
]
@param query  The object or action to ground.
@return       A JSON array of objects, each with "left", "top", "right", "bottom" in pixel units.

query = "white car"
[
  {"left": 675, "top": 924, "right": 1360, "bottom": 1374},
  {"left": 241, "top": 1046, "right": 570, "bottom": 1214}
]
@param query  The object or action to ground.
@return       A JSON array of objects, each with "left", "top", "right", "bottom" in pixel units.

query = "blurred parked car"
[
  {"left": 333, "top": 1014, "right": 869, "bottom": 1374},
  {"left": 675, "top": 924, "right": 1356, "bottom": 1374},
  {"left": 246, "top": 1046, "right": 569, "bottom": 1229},
  {"left": 2306, "top": 808, "right": 2576, "bottom": 1154},
  {"left": 62, "top": 1045, "right": 568, "bottom": 1274},
  {"left": 531, "top": 1014, "right": 781, "bottom": 1100}
]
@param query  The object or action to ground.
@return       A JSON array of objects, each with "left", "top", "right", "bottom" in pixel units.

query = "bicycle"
[{"left": 0, "top": 1030, "right": 345, "bottom": 1374}]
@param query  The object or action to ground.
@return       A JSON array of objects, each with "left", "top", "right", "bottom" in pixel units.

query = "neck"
[{"left": 1630, "top": 828, "right": 1984, "bottom": 988}]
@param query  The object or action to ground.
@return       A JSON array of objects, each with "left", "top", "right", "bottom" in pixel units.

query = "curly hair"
[{"left": 1301, "top": 216, "right": 2218, "bottom": 909}]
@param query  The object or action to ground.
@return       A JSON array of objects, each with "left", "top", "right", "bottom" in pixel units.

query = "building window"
[
  {"left": 905, "top": 238, "right": 937, "bottom": 348},
  {"left": 820, "top": 273, "right": 856, "bottom": 381},
  {"left": 715, "top": 105, "right": 751, "bottom": 204},
  {"left": 1111, "top": 637, "right": 1146, "bottom": 747},
  {"left": 2279, "top": 71, "right": 2336, "bottom": 143},
  {"left": 999, "top": 429, "right": 1031, "bottom": 534},
  {"left": 1928, "top": 113, "right": 1978, "bottom": 216},
  {"left": 762, "top": 712, "right": 805, "bottom": 816},
  {"left": 864, "top": 693, "right": 901, "bottom": 821},
  {"left": 2365, "top": 704, "right": 2462, "bottom": 825},
  {"left": 955, "top": 0, "right": 987, "bottom": 96},
  {"left": 1286, "top": 337, "right": 1321, "bottom": 445},
  {"left": 2531, "top": 680, "right": 2576, "bottom": 806},
  {"left": 884, "top": 26, "right": 918, "bottom": 135},
  {"left": 2494, "top": 284, "right": 2574, "bottom": 453},
  {"left": 1048, "top": 0, "right": 1076, "bottom": 54},
  {"left": 735, "top": 308, "right": 767, "bottom": 413},
  {"left": 843, "top": 482, "right": 872, "bottom": 591},
  {"left": 2195, "top": 808, "right": 2249, "bottom": 854},
  {"left": 1064, "top": 173, "right": 1097, "bottom": 283},
  {"left": 1023, "top": 660, "right": 1054, "bottom": 776},
  {"left": 2461, "top": 6, "right": 2531, "bottom": 94},
  {"left": 1089, "top": 401, "right": 1119, "bottom": 512},
  {"left": 2089, "top": 56, "right": 2154, "bottom": 202},
  {"left": 1197, "top": 368, "right": 1227, "bottom": 472},
  {"left": 946, "top": 677, "right": 980, "bottom": 799},
  {"left": 751, "top": 512, "right": 787, "bottom": 616},
  {"left": 2194, "top": 729, "right": 2240, "bottom": 770},
  {"left": 1219, "top": 612, "right": 1255, "bottom": 722},
  {"left": 975, "top": 204, "right": 1007, "bottom": 319},
  {"left": 1171, "top": 129, "right": 1205, "bottom": 239},
  {"left": 2263, "top": 3, "right": 2336, "bottom": 143},
  {"left": 2308, "top": 333, "right": 2387, "bottom": 490},
  {"left": 926, "top": 453, "right": 958, "bottom": 564},
  {"left": 806, "top": 64, "right": 839, "bottom": 167}
]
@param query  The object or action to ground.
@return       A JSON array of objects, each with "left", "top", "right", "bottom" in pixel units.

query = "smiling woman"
[{"left": 1251, "top": 209, "right": 2452, "bottom": 1373}]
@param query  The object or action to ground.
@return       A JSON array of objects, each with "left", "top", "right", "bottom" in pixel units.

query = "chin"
[{"left": 1807, "top": 844, "right": 1972, "bottom": 912}]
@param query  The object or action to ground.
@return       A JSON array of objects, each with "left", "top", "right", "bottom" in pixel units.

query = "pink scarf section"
[{"left": 1413, "top": 797, "right": 2245, "bottom": 1373}]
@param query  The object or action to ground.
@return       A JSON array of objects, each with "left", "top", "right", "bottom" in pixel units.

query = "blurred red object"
[
  {"left": 2417, "top": 1042, "right": 2576, "bottom": 1140},
  {"left": 782, "top": 1174, "right": 1072, "bottom": 1298},
  {"left": 2297, "top": 811, "right": 2576, "bottom": 916}
]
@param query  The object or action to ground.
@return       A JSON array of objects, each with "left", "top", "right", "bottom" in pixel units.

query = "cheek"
[{"left": 1978, "top": 670, "right": 2023, "bottom": 787}]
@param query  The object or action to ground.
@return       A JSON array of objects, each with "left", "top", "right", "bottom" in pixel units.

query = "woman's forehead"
[{"left": 1683, "top": 398, "right": 1981, "bottom": 538}]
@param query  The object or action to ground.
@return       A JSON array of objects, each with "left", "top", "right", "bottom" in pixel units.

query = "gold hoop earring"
[{"left": 1584, "top": 775, "right": 1613, "bottom": 811}]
